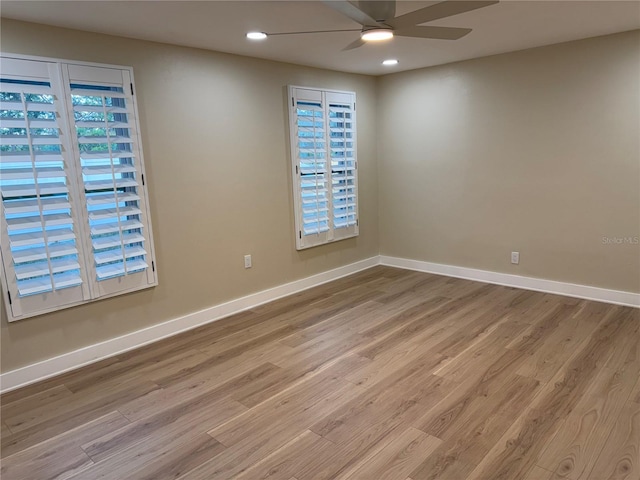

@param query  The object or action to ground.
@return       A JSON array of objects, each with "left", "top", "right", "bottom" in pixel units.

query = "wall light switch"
[{"left": 244, "top": 255, "right": 252, "bottom": 269}]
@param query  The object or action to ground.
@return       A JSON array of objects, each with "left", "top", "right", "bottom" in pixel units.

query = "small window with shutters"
[
  {"left": 288, "top": 86, "right": 358, "bottom": 250},
  {"left": 0, "top": 54, "right": 157, "bottom": 322}
]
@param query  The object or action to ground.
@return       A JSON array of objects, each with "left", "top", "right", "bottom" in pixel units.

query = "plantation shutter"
[
  {"left": 1, "top": 53, "right": 157, "bottom": 322},
  {"left": 61, "top": 64, "right": 156, "bottom": 297},
  {"left": 0, "top": 58, "right": 90, "bottom": 318},
  {"left": 327, "top": 92, "right": 358, "bottom": 240},
  {"left": 288, "top": 86, "right": 358, "bottom": 250},
  {"left": 290, "top": 88, "right": 330, "bottom": 248}
]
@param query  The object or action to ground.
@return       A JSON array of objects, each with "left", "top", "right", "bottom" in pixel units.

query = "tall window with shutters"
[
  {"left": 288, "top": 86, "right": 358, "bottom": 250},
  {"left": 0, "top": 54, "right": 157, "bottom": 322}
]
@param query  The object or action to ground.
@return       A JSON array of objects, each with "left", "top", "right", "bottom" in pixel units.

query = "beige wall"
[
  {"left": 0, "top": 19, "right": 379, "bottom": 372},
  {"left": 378, "top": 31, "right": 640, "bottom": 293}
]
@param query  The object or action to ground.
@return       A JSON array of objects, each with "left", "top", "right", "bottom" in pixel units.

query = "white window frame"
[
  {"left": 1, "top": 53, "right": 158, "bottom": 322},
  {"left": 288, "top": 85, "right": 359, "bottom": 250}
]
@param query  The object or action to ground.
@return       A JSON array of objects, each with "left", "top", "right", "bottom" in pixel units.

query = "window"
[
  {"left": 0, "top": 54, "right": 157, "bottom": 322},
  {"left": 288, "top": 86, "right": 358, "bottom": 250}
]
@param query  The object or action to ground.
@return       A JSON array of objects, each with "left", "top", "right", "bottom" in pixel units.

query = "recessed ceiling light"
[
  {"left": 361, "top": 29, "right": 394, "bottom": 42},
  {"left": 382, "top": 59, "right": 399, "bottom": 66},
  {"left": 246, "top": 32, "right": 268, "bottom": 40}
]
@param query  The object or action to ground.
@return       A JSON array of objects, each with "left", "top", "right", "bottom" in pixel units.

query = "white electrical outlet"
[
  {"left": 244, "top": 254, "right": 252, "bottom": 269},
  {"left": 511, "top": 251, "right": 520, "bottom": 265}
]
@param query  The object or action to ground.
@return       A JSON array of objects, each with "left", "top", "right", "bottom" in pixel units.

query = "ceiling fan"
[{"left": 249, "top": 1, "right": 499, "bottom": 50}]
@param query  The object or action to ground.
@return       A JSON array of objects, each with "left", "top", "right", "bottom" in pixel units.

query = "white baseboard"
[
  {"left": 3, "top": 254, "right": 637, "bottom": 393},
  {"left": 380, "top": 255, "right": 640, "bottom": 308},
  {"left": 0, "top": 256, "right": 379, "bottom": 393}
]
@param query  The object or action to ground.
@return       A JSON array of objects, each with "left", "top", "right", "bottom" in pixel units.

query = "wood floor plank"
[
  {"left": 584, "top": 377, "right": 640, "bottom": 480},
  {"left": 427, "top": 289, "right": 543, "bottom": 360},
  {"left": 232, "top": 354, "right": 371, "bottom": 408},
  {"left": 535, "top": 320, "right": 639, "bottom": 479},
  {"left": 1, "top": 268, "right": 636, "bottom": 480},
  {"left": 345, "top": 341, "right": 425, "bottom": 389},
  {"left": 515, "top": 301, "right": 606, "bottom": 383},
  {"left": 161, "top": 325, "right": 300, "bottom": 384},
  {"left": 209, "top": 370, "right": 362, "bottom": 447},
  {"left": 119, "top": 361, "right": 278, "bottom": 421},
  {"left": 411, "top": 451, "right": 476, "bottom": 480},
  {"left": 356, "top": 284, "right": 496, "bottom": 361},
  {"left": 278, "top": 297, "right": 430, "bottom": 349},
  {"left": 3, "top": 438, "right": 92, "bottom": 480},
  {"left": 349, "top": 286, "right": 529, "bottom": 389},
  {"left": 1, "top": 381, "right": 158, "bottom": 458},
  {"left": 5, "top": 381, "right": 150, "bottom": 437},
  {"left": 70, "top": 433, "right": 225, "bottom": 480},
  {"left": 413, "top": 276, "right": 478, "bottom": 298},
  {"left": 410, "top": 349, "right": 541, "bottom": 479},
  {"left": 126, "top": 434, "right": 225, "bottom": 480},
  {"left": 417, "top": 369, "right": 539, "bottom": 444},
  {"left": 504, "top": 303, "right": 585, "bottom": 354},
  {"left": 150, "top": 308, "right": 292, "bottom": 359},
  {"left": 464, "top": 306, "right": 638, "bottom": 480},
  {"left": 341, "top": 427, "right": 442, "bottom": 480},
  {"left": 0, "top": 411, "right": 129, "bottom": 480},
  {"left": 523, "top": 465, "right": 559, "bottom": 480},
  {"left": 232, "top": 429, "right": 334, "bottom": 480},
  {"left": 269, "top": 326, "right": 368, "bottom": 372},
  {"left": 83, "top": 393, "right": 245, "bottom": 463},
  {"left": 73, "top": 348, "right": 211, "bottom": 393},
  {"left": 181, "top": 382, "right": 363, "bottom": 479},
  {"left": 0, "top": 358, "right": 122, "bottom": 408},
  {"left": 154, "top": 302, "right": 353, "bottom": 386},
  {"left": 121, "top": 343, "right": 286, "bottom": 420},
  {"left": 373, "top": 274, "right": 448, "bottom": 304},
  {"left": 297, "top": 417, "right": 405, "bottom": 479},
  {"left": 431, "top": 314, "right": 530, "bottom": 384},
  {"left": 348, "top": 289, "right": 508, "bottom": 386},
  {"left": 1, "top": 384, "right": 74, "bottom": 423},
  {"left": 61, "top": 341, "right": 221, "bottom": 396},
  {"left": 310, "top": 350, "right": 450, "bottom": 445},
  {"left": 632, "top": 378, "right": 640, "bottom": 405},
  {"left": 306, "top": 284, "right": 383, "bottom": 310}
]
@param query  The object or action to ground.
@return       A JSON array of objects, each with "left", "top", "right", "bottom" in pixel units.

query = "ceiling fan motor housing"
[{"left": 358, "top": 0, "right": 396, "bottom": 22}]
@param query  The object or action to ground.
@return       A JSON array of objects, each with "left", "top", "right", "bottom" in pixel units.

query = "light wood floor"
[{"left": 1, "top": 266, "right": 639, "bottom": 480}]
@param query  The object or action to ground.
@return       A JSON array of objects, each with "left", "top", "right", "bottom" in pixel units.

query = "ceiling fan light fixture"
[
  {"left": 361, "top": 28, "right": 394, "bottom": 41},
  {"left": 382, "top": 59, "right": 399, "bottom": 66},
  {"left": 246, "top": 31, "right": 268, "bottom": 40}
]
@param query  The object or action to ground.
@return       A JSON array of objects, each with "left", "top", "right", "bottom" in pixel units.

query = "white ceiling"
[{"left": 1, "top": 1, "right": 639, "bottom": 75}]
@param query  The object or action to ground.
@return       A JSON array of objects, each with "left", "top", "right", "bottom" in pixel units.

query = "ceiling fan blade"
[
  {"left": 388, "top": 0, "right": 499, "bottom": 28},
  {"left": 358, "top": 0, "right": 396, "bottom": 21},
  {"left": 266, "top": 29, "right": 361, "bottom": 37},
  {"left": 342, "top": 37, "right": 366, "bottom": 51},
  {"left": 395, "top": 25, "right": 472, "bottom": 40},
  {"left": 323, "top": 0, "right": 382, "bottom": 27}
]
